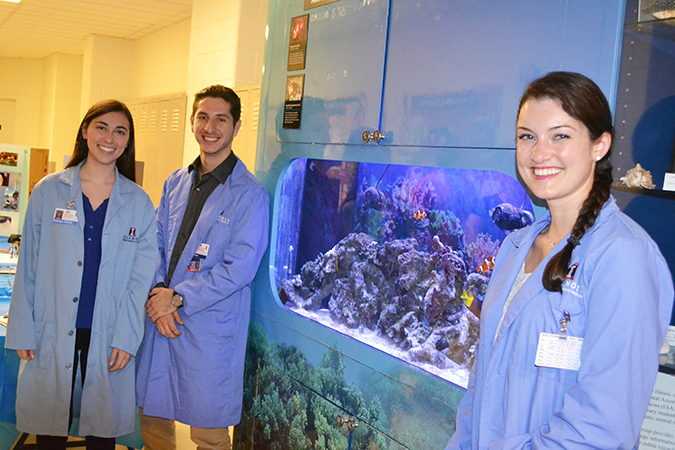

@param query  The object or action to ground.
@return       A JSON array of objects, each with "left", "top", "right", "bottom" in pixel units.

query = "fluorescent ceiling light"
[{"left": 0, "top": 0, "right": 22, "bottom": 3}]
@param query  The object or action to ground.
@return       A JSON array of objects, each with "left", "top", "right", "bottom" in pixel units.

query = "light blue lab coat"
[
  {"left": 135, "top": 158, "right": 269, "bottom": 428},
  {"left": 448, "top": 197, "right": 674, "bottom": 450},
  {"left": 5, "top": 163, "right": 158, "bottom": 437}
]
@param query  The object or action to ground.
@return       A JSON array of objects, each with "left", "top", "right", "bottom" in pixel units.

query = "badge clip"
[
  {"left": 560, "top": 310, "right": 571, "bottom": 335},
  {"left": 67, "top": 200, "right": 76, "bottom": 210}
]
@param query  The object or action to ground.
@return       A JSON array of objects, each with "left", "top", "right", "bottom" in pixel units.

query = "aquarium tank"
[{"left": 273, "top": 158, "right": 534, "bottom": 387}]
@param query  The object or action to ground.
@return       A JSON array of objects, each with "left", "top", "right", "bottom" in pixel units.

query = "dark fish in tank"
[
  {"left": 412, "top": 210, "right": 427, "bottom": 221},
  {"left": 363, "top": 164, "right": 391, "bottom": 210},
  {"left": 476, "top": 255, "right": 495, "bottom": 274},
  {"left": 364, "top": 186, "right": 387, "bottom": 210},
  {"left": 490, "top": 203, "right": 534, "bottom": 231}
]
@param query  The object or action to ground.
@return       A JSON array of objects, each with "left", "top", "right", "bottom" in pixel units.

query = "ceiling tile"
[{"left": 0, "top": 0, "right": 192, "bottom": 58}]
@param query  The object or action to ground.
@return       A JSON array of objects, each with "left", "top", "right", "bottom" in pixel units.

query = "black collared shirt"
[{"left": 165, "top": 151, "right": 238, "bottom": 286}]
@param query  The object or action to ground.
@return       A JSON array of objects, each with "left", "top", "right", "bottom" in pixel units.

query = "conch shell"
[{"left": 620, "top": 163, "right": 656, "bottom": 189}]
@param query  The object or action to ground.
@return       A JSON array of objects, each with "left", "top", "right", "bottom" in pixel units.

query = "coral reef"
[
  {"left": 281, "top": 232, "right": 480, "bottom": 370},
  {"left": 620, "top": 163, "right": 656, "bottom": 189},
  {"left": 466, "top": 233, "right": 500, "bottom": 273},
  {"left": 356, "top": 173, "right": 468, "bottom": 268}
]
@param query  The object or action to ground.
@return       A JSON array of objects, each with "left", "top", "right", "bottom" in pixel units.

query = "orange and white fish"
[
  {"left": 477, "top": 256, "right": 495, "bottom": 274},
  {"left": 412, "top": 210, "right": 427, "bottom": 220}
]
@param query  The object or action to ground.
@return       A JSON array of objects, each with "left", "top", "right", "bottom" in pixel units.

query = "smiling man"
[{"left": 135, "top": 85, "right": 269, "bottom": 450}]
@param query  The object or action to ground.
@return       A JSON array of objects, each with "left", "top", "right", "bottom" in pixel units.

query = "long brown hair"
[
  {"left": 517, "top": 72, "right": 614, "bottom": 293},
  {"left": 65, "top": 99, "right": 136, "bottom": 182}
]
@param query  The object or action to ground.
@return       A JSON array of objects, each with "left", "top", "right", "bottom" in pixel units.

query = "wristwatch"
[{"left": 171, "top": 291, "right": 184, "bottom": 309}]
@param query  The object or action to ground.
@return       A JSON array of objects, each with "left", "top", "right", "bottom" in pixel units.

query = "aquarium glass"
[{"left": 274, "top": 158, "right": 534, "bottom": 387}]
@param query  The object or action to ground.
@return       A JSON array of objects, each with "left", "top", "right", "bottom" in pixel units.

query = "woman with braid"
[{"left": 447, "top": 72, "right": 674, "bottom": 450}]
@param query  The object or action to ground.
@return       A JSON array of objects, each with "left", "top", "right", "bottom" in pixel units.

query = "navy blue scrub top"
[{"left": 75, "top": 193, "right": 108, "bottom": 330}]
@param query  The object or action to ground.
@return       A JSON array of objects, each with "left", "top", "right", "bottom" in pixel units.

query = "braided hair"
[{"left": 517, "top": 72, "right": 614, "bottom": 293}]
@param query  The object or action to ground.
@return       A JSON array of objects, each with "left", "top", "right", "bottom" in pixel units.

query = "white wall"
[
  {"left": 0, "top": 58, "right": 44, "bottom": 148},
  {"left": 133, "top": 18, "right": 191, "bottom": 100},
  {"left": 183, "top": 0, "right": 267, "bottom": 166},
  {"left": 40, "top": 54, "right": 83, "bottom": 169}
]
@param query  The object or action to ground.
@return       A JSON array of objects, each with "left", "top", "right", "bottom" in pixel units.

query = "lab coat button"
[
  {"left": 73, "top": 297, "right": 78, "bottom": 303},
  {"left": 77, "top": 261, "right": 82, "bottom": 266},
  {"left": 66, "top": 364, "right": 72, "bottom": 370},
  {"left": 68, "top": 330, "right": 74, "bottom": 336}
]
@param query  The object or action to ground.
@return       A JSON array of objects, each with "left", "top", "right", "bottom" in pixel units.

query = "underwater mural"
[
  {"left": 274, "top": 159, "right": 534, "bottom": 387},
  {"left": 236, "top": 322, "right": 458, "bottom": 450}
]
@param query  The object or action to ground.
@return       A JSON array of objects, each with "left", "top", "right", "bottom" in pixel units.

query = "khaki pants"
[{"left": 139, "top": 408, "right": 231, "bottom": 450}]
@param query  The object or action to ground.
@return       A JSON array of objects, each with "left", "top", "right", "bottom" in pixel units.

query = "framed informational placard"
[
  {"left": 640, "top": 372, "right": 675, "bottom": 449},
  {"left": 640, "top": 326, "right": 675, "bottom": 449},
  {"left": 304, "top": 0, "right": 341, "bottom": 10},
  {"left": 283, "top": 75, "right": 305, "bottom": 129},
  {"left": 287, "top": 15, "right": 309, "bottom": 71}
]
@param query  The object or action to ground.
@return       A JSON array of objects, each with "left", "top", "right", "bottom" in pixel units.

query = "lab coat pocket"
[
  {"left": 202, "top": 216, "right": 233, "bottom": 266},
  {"left": 34, "top": 321, "right": 55, "bottom": 369}
]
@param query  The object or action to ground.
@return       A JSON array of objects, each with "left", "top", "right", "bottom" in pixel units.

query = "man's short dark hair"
[{"left": 192, "top": 85, "right": 241, "bottom": 124}]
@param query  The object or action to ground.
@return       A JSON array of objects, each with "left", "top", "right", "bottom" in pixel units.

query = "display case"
[
  {"left": 0, "top": 144, "right": 32, "bottom": 339},
  {"left": 0, "top": 144, "right": 30, "bottom": 238},
  {"left": 614, "top": 3, "right": 675, "bottom": 446},
  {"left": 275, "top": 158, "right": 534, "bottom": 387},
  {"left": 614, "top": 0, "right": 675, "bottom": 322},
  {"left": 638, "top": 0, "right": 675, "bottom": 22}
]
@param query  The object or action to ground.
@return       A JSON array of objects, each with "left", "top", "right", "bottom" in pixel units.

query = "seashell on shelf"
[
  {"left": 653, "top": 10, "right": 675, "bottom": 20},
  {"left": 620, "top": 163, "right": 656, "bottom": 189}
]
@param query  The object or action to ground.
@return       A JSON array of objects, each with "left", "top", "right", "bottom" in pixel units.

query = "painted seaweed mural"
[
  {"left": 236, "top": 322, "right": 457, "bottom": 450},
  {"left": 274, "top": 159, "right": 533, "bottom": 386}
]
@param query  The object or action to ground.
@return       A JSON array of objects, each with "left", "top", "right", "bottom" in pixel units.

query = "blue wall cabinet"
[{"left": 275, "top": 1, "right": 625, "bottom": 149}]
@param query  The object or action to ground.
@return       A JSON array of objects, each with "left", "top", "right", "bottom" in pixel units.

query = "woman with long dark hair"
[
  {"left": 448, "top": 72, "right": 673, "bottom": 449},
  {"left": 5, "top": 100, "right": 158, "bottom": 449}
]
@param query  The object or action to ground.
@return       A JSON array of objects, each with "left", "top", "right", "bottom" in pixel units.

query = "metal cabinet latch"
[{"left": 362, "top": 129, "right": 386, "bottom": 143}]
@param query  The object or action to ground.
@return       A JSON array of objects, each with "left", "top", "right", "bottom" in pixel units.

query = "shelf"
[
  {"left": 626, "top": 18, "right": 675, "bottom": 41},
  {"left": 611, "top": 185, "right": 675, "bottom": 200}
]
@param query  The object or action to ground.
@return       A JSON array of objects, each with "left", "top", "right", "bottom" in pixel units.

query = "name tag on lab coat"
[
  {"left": 535, "top": 332, "right": 583, "bottom": 371},
  {"left": 53, "top": 208, "right": 78, "bottom": 225}
]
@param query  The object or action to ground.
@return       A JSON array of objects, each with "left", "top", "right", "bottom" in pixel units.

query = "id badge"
[
  {"left": 53, "top": 208, "right": 78, "bottom": 225},
  {"left": 534, "top": 332, "right": 583, "bottom": 371},
  {"left": 188, "top": 255, "right": 201, "bottom": 272},
  {"left": 196, "top": 243, "right": 210, "bottom": 259}
]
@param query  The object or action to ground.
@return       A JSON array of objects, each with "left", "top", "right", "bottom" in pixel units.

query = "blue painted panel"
[
  {"left": 381, "top": 0, "right": 625, "bottom": 148},
  {"left": 275, "top": 0, "right": 390, "bottom": 146}
]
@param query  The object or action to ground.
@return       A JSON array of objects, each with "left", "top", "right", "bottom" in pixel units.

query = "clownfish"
[
  {"left": 477, "top": 256, "right": 495, "bottom": 274},
  {"left": 412, "top": 210, "right": 427, "bottom": 221}
]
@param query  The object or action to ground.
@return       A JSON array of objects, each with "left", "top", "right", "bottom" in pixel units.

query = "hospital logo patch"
[
  {"left": 123, "top": 227, "right": 139, "bottom": 243},
  {"left": 562, "top": 264, "right": 582, "bottom": 298},
  {"left": 566, "top": 264, "right": 579, "bottom": 280}
]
